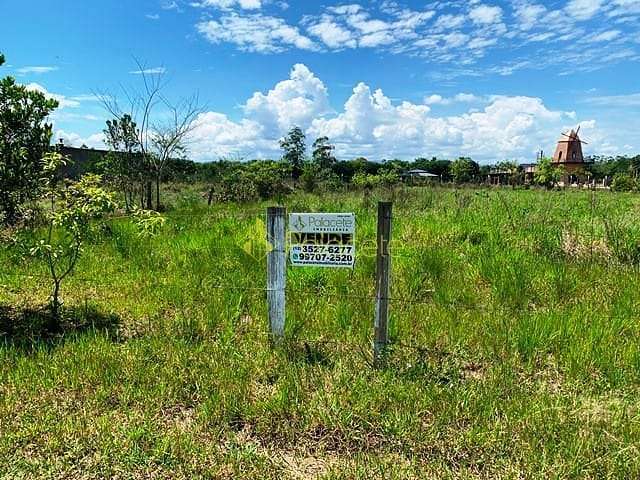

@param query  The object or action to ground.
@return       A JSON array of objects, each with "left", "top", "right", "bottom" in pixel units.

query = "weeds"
[{"left": 1, "top": 186, "right": 640, "bottom": 478}]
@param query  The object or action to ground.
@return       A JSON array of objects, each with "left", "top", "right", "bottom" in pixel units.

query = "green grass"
[{"left": 1, "top": 186, "right": 640, "bottom": 478}]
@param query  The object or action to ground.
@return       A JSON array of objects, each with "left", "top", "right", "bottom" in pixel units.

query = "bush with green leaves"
[
  {"left": 534, "top": 157, "right": 564, "bottom": 189},
  {"left": 0, "top": 54, "right": 59, "bottom": 224},
  {"left": 611, "top": 173, "right": 638, "bottom": 192},
  {"left": 352, "top": 171, "right": 400, "bottom": 190},
  {"left": 245, "top": 161, "right": 292, "bottom": 199},
  {"left": 131, "top": 207, "right": 166, "bottom": 238},
  {"left": 450, "top": 157, "right": 480, "bottom": 184},
  {"left": 211, "top": 170, "right": 259, "bottom": 203},
  {"left": 29, "top": 169, "right": 116, "bottom": 323},
  {"left": 211, "top": 161, "right": 292, "bottom": 203},
  {"left": 301, "top": 163, "right": 341, "bottom": 193}
]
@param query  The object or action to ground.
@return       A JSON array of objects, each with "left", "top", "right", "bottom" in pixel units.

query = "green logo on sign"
[{"left": 293, "top": 216, "right": 306, "bottom": 231}]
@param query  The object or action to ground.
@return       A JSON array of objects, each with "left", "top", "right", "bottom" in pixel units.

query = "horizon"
[{"left": 3, "top": 0, "right": 640, "bottom": 164}]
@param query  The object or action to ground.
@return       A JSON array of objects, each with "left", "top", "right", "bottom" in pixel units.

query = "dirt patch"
[
  {"left": 278, "top": 450, "right": 338, "bottom": 479},
  {"left": 561, "top": 231, "right": 611, "bottom": 261}
]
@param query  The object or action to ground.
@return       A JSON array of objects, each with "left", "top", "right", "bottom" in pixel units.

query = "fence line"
[
  {"left": 107, "top": 209, "right": 267, "bottom": 221},
  {"left": 0, "top": 271, "right": 436, "bottom": 306},
  {"left": 0, "top": 201, "right": 480, "bottom": 363}
]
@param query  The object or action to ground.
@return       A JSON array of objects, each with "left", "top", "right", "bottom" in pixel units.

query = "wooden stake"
[
  {"left": 374, "top": 201, "right": 392, "bottom": 368},
  {"left": 266, "top": 206, "right": 286, "bottom": 342}
]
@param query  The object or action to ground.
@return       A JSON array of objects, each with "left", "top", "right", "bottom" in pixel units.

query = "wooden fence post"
[
  {"left": 374, "top": 201, "right": 392, "bottom": 368},
  {"left": 266, "top": 206, "right": 286, "bottom": 342}
]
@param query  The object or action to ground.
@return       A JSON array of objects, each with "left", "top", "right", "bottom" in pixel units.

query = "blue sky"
[{"left": 2, "top": 0, "right": 640, "bottom": 163}]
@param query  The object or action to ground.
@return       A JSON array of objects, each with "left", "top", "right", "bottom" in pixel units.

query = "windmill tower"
[
  {"left": 553, "top": 126, "right": 587, "bottom": 164},
  {"left": 552, "top": 126, "right": 589, "bottom": 184}
]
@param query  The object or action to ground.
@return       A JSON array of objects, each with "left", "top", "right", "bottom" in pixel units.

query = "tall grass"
[{"left": 1, "top": 186, "right": 640, "bottom": 478}]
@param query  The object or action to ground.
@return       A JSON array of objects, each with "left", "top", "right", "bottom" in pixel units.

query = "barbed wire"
[
  {"left": 0, "top": 270, "right": 438, "bottom": 307},
  {"left": 0, "top": 205, "right": 482, "bottom": 311},
  {"left": 107, "top": 209, "right": 266, "bottom": 221}
]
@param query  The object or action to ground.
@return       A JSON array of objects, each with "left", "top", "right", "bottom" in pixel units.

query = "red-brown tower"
[
  {"left": 553, "top": 127, "right": 585, "bottom": 164},
  {"left": 552, "top": 126, "right": 588, "bottom": 183}
]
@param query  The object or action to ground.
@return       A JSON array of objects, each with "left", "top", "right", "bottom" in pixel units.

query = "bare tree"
[
  {"left": 149, "top": 94, "right": 202, "bottom": 209},
  {"left": 97, "top": 59, "right": 203, "bottom": 210}
]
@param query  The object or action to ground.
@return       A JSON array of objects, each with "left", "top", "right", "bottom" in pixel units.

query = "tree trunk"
[
  {"left": 155, "top": 174, "right": 161, "bottom": 211},
  {"left": 49, "top": 279, "right": 62, "bottom": 331},
  {"left": 145, "top": 181, "right": 153, "bottom": 210}
]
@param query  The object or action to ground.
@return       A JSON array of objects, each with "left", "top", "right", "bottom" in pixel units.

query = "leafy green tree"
[
  {"left": 611, "top": 173, "right": 638, "bottom": 192},
  {"left": 30, "top": 158, "right": 116, "bottom": 324},
  {"left": 103, "top": 114, "right": 143, "bottom": 210},
  {"left": 352, "top": 172, "right": 380, "bottom": 191},
  {"left": 311, "top": 136, "right": 336, "bottom": 169},
  {"left": 301, "top": 162, "right": 321, "bottom": 193},
  {"left": 450, "top": 157, "right": 479, "bottom": 184},
  {"left": 629, "top": 155, "right": 640, "bottom": 178},
  {"left": 380, "top": 159, "right": 409, "bottom": 175},
  {"left": 300, "top": 162, "right": 340, "bottom": 193},
  {"left": 280, "top": 126, "right": 306, "bottom": 179},
  {"left": 496, "top": 160, "right": 521, "bottom": 187},
  {"left": 0, "top": 54, "right": 59, "bottom": 224},
  {"left": 210, "top": 161, "right": 291, "bottom": 203},
  {"left": 244, "top": 161, "right": 292, "bottom": 200},
  {"left": 534, "top": 157, "right": 564, "bottom": 189}
]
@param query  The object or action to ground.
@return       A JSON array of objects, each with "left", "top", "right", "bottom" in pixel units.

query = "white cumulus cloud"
[
  {"left": 469, "top": 4, "right": 503, "bottom": 25},
  {"left": 55, "top": 65, "right": 630, "bottom": 161},
  {"left": 197, "top": 14, "right": 317, "bottom": 53},
  {"left": 193, "top": 0, "right": 262, "bottom": 9},
  {"left": 244, "top": 63, "right": 332, "bottom": 136},
  {"left": 181, "top": 64, "right": 588, "bottom": 161}
]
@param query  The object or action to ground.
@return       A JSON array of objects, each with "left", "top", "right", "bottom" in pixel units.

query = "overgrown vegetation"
[
  {"left": 2, "top": 185, "right": 640, "bottom": 478},
  {"left": 0, "top": 54, "right": 58, "bottom": 224},
  {"left": 4, "top": 50, "right": 640, "bottom": 478}
]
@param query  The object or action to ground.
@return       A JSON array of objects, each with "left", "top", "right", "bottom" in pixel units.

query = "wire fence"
[
  {"left": 0, "top": 270, "right": 438, "bottom": 306},
  {"left": 0, "top": 203, "right": 493, "bottom": 362}
]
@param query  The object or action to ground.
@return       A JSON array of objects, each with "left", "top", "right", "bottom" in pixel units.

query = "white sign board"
[{"left": 289, "top": 213, "right": 355, "bottom": 268}]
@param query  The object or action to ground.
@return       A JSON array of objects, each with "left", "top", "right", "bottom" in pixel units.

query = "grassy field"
[{"left": 1, "top": 186, "right": 640, "bottom": 479}]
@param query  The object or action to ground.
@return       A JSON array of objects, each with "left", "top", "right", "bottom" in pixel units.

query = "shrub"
[
  {"left": 0, "top": 56, "right": 59, "bottom": 224},
  {"left": 211, "top": 161, "right": 292, "bottom": 203},
  {"left": 451, "top": 157, "right": 480, "bottom": 184},
  {"left": 301, "top": 163, "right": 341, "bottom": 193},
  {"left": 534, "top": 158, "right": 564, "bottom": 189},
  {"left": 29, "top": 171, "right": 116, "bottom": 324},
  {"left": 352, "top": 171, "right": 400, "bottom": 190},
  {"left": 611, "top": 173, "right": 637, "bottom": 192}
]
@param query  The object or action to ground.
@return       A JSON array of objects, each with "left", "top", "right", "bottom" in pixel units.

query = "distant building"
[
  {"left": 401, "top": 169, "right": 439, "bottom": 183},
  {"left": 513, "top": 128, "right": 594, "bottom": 186},
  {"left": 55, "top": 139, "right": 110, "bottom": 178},
  {"left": 552, "top": 127, "right": 591, "bottom": 184},
  {"left": 520, "top": 163, "right": 537, "bottom": 184}
]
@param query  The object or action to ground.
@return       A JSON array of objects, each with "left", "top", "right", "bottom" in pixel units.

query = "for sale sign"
[{"left": 289, "top": 213, "right": 355, "bottom": 268}]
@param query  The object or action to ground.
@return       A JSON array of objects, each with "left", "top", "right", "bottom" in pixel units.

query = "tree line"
[{"left": 4, "top": 49, "right": 640, "bottom": 323}]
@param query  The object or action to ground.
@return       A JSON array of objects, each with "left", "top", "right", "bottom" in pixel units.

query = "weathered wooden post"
[
  {"left": 266, "top": 206, "right": 286, "bottom": 342},
  {"left": 374, "top": 201, "right": 392, "bottom": 368}
]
